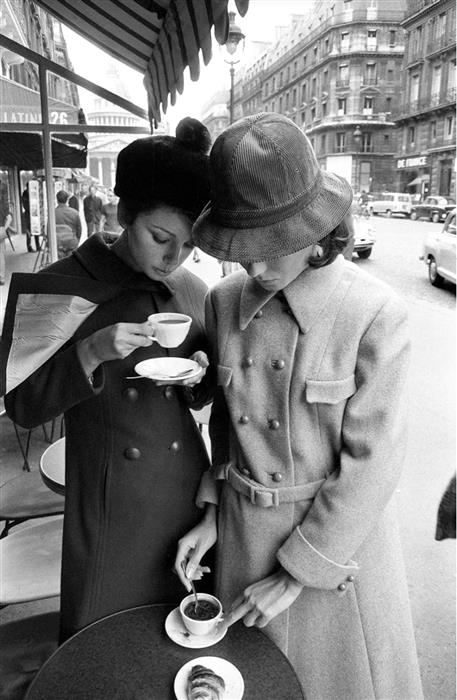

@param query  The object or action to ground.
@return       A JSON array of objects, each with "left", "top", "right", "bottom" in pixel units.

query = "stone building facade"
[
  {"left": 230, "top": 0, "right": 407, "bottom": 194},
  {"left": 395, "top": 0, "right": 455, "bottom": 197}
]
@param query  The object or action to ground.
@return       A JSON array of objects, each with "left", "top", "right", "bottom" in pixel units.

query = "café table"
[{"left": 25, "top": 603, "right": 304, "bottom": 699}]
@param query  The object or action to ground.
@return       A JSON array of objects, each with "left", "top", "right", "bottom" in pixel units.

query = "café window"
[
  {"left": 363, "top": 96, "right": 373, "bottom": 115},
  {"left": 336, "top": 132, "right": 346, "bottom": 153},
  {"left": 338, "top": 98, "right": 347, "bottom": 115}
]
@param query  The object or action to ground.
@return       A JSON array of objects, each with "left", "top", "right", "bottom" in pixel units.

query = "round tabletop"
[{"left": 25, "top": 604, "right": 304, "bottom": 700}]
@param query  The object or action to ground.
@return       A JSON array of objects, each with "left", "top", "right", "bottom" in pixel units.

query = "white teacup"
[
  {"left": 180, "top": 593, "right": 223, "bottom": 636},
  {"left": 147, "top": 313, "right": 192, "bottom": 348}
]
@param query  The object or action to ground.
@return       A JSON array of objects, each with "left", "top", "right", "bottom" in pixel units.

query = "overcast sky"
[{"left": 63, "top": 0, "right": 313, "bottom": 129}]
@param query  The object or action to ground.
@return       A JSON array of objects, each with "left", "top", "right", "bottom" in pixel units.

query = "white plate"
[
  {"left": 174, "top": 656, "right": 244, "bottom": 700},
  {"left": 134, "top": 357, "right": 201, "bottom": 383},
  {"left": 165, "top": 607, "right": 227, "bottom": 649}
]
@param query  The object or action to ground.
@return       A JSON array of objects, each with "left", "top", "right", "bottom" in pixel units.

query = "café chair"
[
  {"left": 39, "top": 437, "right": 66, "bottom": 496},
  {"left": 0, "top": 515, "right": 63, "bottom": 606},
  {"left": 0, "top": 611, "right": 59, "bottom": 700},
  {"left": 0, "top": 471, "right": 64, "bottom": 538}
]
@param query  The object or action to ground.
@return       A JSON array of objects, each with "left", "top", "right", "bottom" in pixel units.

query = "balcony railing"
[
  {"left": 426, "top": 33, "right": 456, "bottom": 55},
  {"left": 362, "top": 77, "right": 378, "bottom": 86},
  {"left": 336, "top": 79, "right": 350, "bottom": 88}
]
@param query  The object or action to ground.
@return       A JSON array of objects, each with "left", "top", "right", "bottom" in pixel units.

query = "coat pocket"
[
  {"left": 305, "top": 374, "right": 356, "bottom": 405},
  {"left": 217, "top": 364, "right": 233, "bottom": 387}
]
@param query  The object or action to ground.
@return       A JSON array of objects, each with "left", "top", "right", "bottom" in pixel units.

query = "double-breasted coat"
[
  {"left": 203, "top": 255, "right": 423, "bottom": 699},
  {"left": 4, "top": 236, "right": 214, "bottom": 641}
]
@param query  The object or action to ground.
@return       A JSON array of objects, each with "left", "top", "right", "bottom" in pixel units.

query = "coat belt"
[{"left": 214, "top": 463, "right": 325, "bottom": 508}]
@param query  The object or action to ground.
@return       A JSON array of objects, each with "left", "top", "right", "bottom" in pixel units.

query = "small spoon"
[
  {"left": 181, "top": 561, "right": 199, "bottom": 613},
  {"left": 126, "top": 368, "right": 194, "bottom": 380}
]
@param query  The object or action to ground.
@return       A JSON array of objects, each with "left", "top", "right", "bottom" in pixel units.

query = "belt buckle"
[{"left": 252, "top": 488, "right": 278, "bottom": 508}]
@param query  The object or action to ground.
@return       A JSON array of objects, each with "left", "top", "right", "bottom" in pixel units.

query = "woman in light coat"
[{"left": 177, "top": 113, "right": 423, "bottom": 699}]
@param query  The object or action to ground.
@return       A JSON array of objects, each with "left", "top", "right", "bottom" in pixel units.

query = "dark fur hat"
[{"left": 114, "top": 117, "right": 211, "bottom": 220}]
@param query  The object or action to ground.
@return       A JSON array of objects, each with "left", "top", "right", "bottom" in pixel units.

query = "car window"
[
  {"left": 382, "top": 194, "right": 394, "bottom": 201},
  {"left": 398, "top": 195, "right": 410, "bottom": 202},
  {"left": 447, "top": 215, "right": 456, "bottom": 235}
]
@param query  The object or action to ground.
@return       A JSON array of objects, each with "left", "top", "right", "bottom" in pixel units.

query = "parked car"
[
  {"left": 369, "top": 192, "right": 412, "bottom": 218},
  {"left": 348, "top": 209, "right": 376, "bottom": 259},
  {"left": 410, "top": 196, "right": 456, "bottom": 223},
  {"left": 420, "top": 209, "right": 456, "bottom": 287}
]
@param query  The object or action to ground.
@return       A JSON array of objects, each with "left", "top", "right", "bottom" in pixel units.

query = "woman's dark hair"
[
  {"left": 308, "top": 216, "right": 352, "bottom": 268},
  {"left": 118, "top": 198, "right": 196, "bottom": 227}
]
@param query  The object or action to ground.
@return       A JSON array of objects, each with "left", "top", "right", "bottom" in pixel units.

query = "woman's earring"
[{"left": 313, "top": 244, "right": 323, "bottom": 257}]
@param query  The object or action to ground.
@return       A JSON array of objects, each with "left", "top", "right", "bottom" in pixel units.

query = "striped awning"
[{"left": 34, "top": 0, "right": 249, "bottom": 125}]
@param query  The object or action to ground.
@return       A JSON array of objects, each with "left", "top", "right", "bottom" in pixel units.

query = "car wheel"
[
  {"left": 428, "top": 256, "right": 445, "bottom": 287},
  {"left": 386, "top": 209, "right": 392, "bottom": 218},
  {"left": 410, "top": 210, "right": 418, "bottom": 221},
  {"left": 431, "top": 212, "right": 440, "bottom": 224},
  {"left": 357, "top": 249, "right": 372, "bottom": 259}
]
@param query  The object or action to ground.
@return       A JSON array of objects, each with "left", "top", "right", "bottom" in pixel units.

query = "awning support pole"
[{"left": 39, "top": 63, "right": 57, "bottom": 263}]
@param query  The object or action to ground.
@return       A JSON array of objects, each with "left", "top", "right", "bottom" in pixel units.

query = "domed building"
[{"left": 85, "top": 64, "right": 168, "bottom": 190}]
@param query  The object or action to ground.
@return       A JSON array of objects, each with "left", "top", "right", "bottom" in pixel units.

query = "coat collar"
[
  {"left": 239, "top": 254, "right": 347, "bottom": 333},
  {"left": 74, "top": 235, "right": 175, "bottom": 296}
]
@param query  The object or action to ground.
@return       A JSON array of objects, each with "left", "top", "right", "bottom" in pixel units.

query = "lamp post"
[
  {"left": 223, "top": 11, "right": 245, "bottom": 124},
  {"left": 352, "top": 124, "right": 362, "bottom": 193}
]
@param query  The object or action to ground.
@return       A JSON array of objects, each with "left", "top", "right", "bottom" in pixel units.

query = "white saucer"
[
  {"left": 174, "top": 656, "right": 244, "bottom": 700},
  {"left": 134, "top": 358, "right": 201, "bottom": 383},
  {"left": 165, "top": 607, "right": 227, "bottom": 649}
]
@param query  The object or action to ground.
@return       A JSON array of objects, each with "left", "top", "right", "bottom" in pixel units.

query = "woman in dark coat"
[{"left": 3, "top": 118, "right": 217, "bottom": 642}]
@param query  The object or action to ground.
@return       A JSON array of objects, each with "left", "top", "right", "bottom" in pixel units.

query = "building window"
[
  {"left": 322, "top": 101, "right": 327, "bottom": 117},
  {"left": 280, "top": 71, "right": 283, "bottom": 87},
  {"left": 341, "top": 31, "right": 350, "bottom": 50},
  {"left": 322, "top": 69, "right": 328, "bottom": 90},
  {"left": 321, "top": 134, "right": 326, "bottom": 152},
  {"left": 285, "top": 92, "right": 290, "bottom": 110},
  {"left": 336, "top": 132, "right": 346, "bottom": 152},
  {"left": 303, "top": 54, "right": 307, "bottom": 67},
  {"left": 367, "top": 29, "right": 377, "bottom": 50},
  {"left": 431, "top": 64, "right": 442, "bottom": 105},
  {"left": 387, "top": 68, "right": 394, "bottom": 82},
  {"left": 430, "top": 120, "right": 437, "bottom": 140},
  {"left": 310, "top": 137, "right": 315, "bottom": 151},
  {"left": 338, "top": 64, "right": 349, "bottom": 86},
  {"left": 292, "top": 88, "right": 297, "bottom": 107},
  {"left": 389, "top": 30, "right": 396, "bottom": 46},
  {"left": 437, "top": 12, "right": 447, "bottom": 36},
  {"left": 365, "top": 63, "right": 377, "bottom": 84},
  {"left": 287, "top": 66, "right": 290, "bottom": 82},
  {"left": 272, "top": 77, "right": 276, "bottom": 91},
  {"left": 301, "top": 83, "right": 307, "bottom": 102},
  {"left": 271, "top": 100, "right": 275, "bottom": 111},
  {"left": 293, "top": 61, "right": 297, "bottom": 76},
  {"left": 313, "top": 45, "right": 318, "bottom": 60},
  {"left": 363, "top": 96, "right": 373, "bottom": 115},
  {"left": 337, "top": 98, "right": 347, "bottom": 115},
  {"left": 362, "top": 132, "right": 372, "bottom": 152},
  {"left": 409, "top": 73, "right": 420, "bottom": 109},
  {"left": 446, "top": 115, "right": 454, "bottom": 137},
  {"left": 386, "top": 96, "right": 392, "bottom": 114},
  {"left": 408, "top": 125, "right": 415, "bottom": 145},
  {"left": 311, "top": 106, "right": 316, "bottom": 121},
  {"left": 325, "top": 37, "right": 329, "bottom": 53},
  {"left": 311, "top": 77, "right": 317, "bottom": 98},
  {"left": 279, "top": 96, "right": 283, "bottom": 112}
]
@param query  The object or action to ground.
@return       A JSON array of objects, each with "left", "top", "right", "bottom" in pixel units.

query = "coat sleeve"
[
  {"left": 277, "top": 296, "right": 411, "bottom": 590},
  {"left": 4, "top": 341, "right": 104, "bottom": 429}
]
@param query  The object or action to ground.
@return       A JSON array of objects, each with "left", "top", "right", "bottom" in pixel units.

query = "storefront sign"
[
  {"left": 1, "top": 110, "right": 72, "bottom": 124},
  {"left": 397, "top": 156, "right": 428, "bottom": 169}
]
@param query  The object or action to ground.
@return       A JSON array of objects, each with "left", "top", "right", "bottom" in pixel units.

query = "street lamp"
[{"left": 223, "top": 11, "right": 245, "bottom": 124}]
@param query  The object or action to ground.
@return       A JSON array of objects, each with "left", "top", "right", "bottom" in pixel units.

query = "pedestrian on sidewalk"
[
  {"left": 179, "top": 112, "right": 424, "bottom": 700},
  {"left": 83, "top": 185, "right": 103, "bottom": 236},
  {"left": 2, "top": 117, "right": 217, "bottom": 644},
  {"left": 0, "top": 199, "right": 12, "bottom": 285},
  {"left": 21, "top": 187, "right": 40, "bottom": 252}
]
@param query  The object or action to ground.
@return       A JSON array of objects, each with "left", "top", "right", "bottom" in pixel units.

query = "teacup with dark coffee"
[
  {"left": 180, "top": 593, "right": 223, "bottom": 636},
  {"left": 147, "top": 312, "right": 192, "bottom": 348}
]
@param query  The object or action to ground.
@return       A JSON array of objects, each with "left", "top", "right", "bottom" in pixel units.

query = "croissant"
[{"left": 186, "top": 664, "right": 226, "bottom": 699}]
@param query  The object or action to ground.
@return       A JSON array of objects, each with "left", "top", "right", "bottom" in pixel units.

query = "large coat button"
[
  {"left": 272, "top": 359, "right": 285, "bottom": 370},
  {"left": 163, "top": 386, "right": 175, "bottom": 400},
  {"left": 124, "top": 447, "right": 141, "bottom": 460},
  {"left": 241, "top": 468, "right": 251, "bottom": 477},
  {"left": 272, "top": 472, "right": 283, "bottom": 482},
  {"left": 269, "top": 419, "right": 280, "bottom": 430},
  {"left": 239, "top": 415, "right": 250, "bottom": 424},
  {"left": 123, "top": 387, "right": 139, "bottom": 402},
  {"left": 254, "top": 310, "right": 263, "bottom": 318},
  {"left": 170, "top": 441, "right": 180, "bottom": 453},
  {"left": 245, "top": 357, "right": 253, "bottom": 367},
  {"left": 338, "top": 583, "right": 347, "bottom": 592}
]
